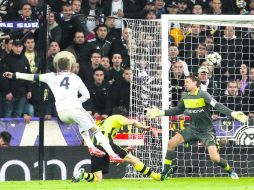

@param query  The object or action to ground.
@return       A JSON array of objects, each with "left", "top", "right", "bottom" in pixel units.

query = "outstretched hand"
[
  {"left": 3, "top": 72, "right": 14, "bottom": 79},
  {"left": 146, "top": 106, "right": 164, "bottom": 119},
  {"left": 231, "top": 111, "right": 248, "bottom": 123}
]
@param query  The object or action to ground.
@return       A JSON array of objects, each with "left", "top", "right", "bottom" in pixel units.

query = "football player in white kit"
[{"left": 3, "top": 51, "right": 123, "bottom": 163}]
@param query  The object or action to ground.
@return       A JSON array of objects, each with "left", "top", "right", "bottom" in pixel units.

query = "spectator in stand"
[
  {"left": 47, "top": 41, "right": 61, "bottom": 72},
  {"left": 154, "top": 0, "right": 166, "bottom": 18},
  {"left": 80, "top": 51, "right": 102, "bottom": 87},
  {"left": 177, "top": 0, "right": 191, "bottom": 14},
  {"left": 27, "top": 0, "right": 42, "bottom": 20},
  {"left": 197, "top": 66, "right": 219, "bottom": 99},
  {"left": 56, "top": 3, "right": 84, "bottom": 50},
  {"left": 178, "top": 24, "right": 205, "bottom": 59},
  {"left": 145, "top": 10, "right": 158, "bottom": 19},
  {"left": 105, "top": 16, "right": 121, "bottom": 43},
  {"left": 0, "top": 39, "right": 13, "bottom": 117},
  {"left": 81, "top": 0, "right": 103, "bottom": 36},
  {"left": 23, "top": 36, "right": 41, "bottom": 121},
  {"left": 48, "top": 12, "right": 62, "bottom": 44},
  {"left": 138, "top": 0, "right": 156, "bottom": 19},
  {"left": 65, "top": 31, "right": 85, "bottom": 60},
  {"left": 24, "top": 36, "right": 41, "bottom": 74},
  {"left": 186, "top": 42, "right": 207, "bottom": 74},
  {"left": 243, "top": 27, "right": 254, "bottom": 68},
  {"left": 72, "top": 0, "right": 82, "bottom": 14},
  {"left": 2, "top": 3, "right": 38, "bottom": 41},
  {"left": 81, "top": 24, "right": 111, "bottom": 65},
  {"left": 1, "top": 39, "right": 32, "bottom": 118},
  {"left": 214, "top": 26, "right": 242, "bottom": 83},
  {"left": 204, "top": 36, "right": 214, "bottom": 54},
  {"left": 219, "top": 80, "right": 242, "bottom": 116},
  {"left": 169, "top": 44, "right": 189, "bottom": 76},
  {"left": 0, "top": 131, "right": 12, "bottom": 147},
  {"left": 0, "top": 39, "right": 13, "bottom": 60},
  {"left": 0, "top": 0, "right": 20, "bottom": 22},
  {"left": 111, "top": 27, "right": 130, "bottom": 68},
  {"left": 107, "top": 53, "right": 124, "bottom": 84},
  {"left": 169, "top": 61, "right": 185, "bottom": 107},
  {"left": 102, "top": 0, "right": 137, "bottom": 28},
  {"left": 207, "top": 0, "right": 222, "bottom": 14},
  {"left": 110, "top": 67, "right": 131, "bottom": 111},
  {"left": 166, "top": 1, "right": 178, "bottom": 14},
  {"left": 248, "top": 67, "right": 254, "bottom": 118},
  {"left": 192, "top": 3, "right": 203, "bottom": 15},
  {"left": 87, "top": 67, "right": 111, "bottom": 119},
  {"left": 237, "top": 64, "right": 251, "bottom": 115},
  {"left": 101, "top": 56, "right": 111, "bottom": 72},
  {"left": 71, "top": 62, "right": 80, "bottom": 75}
]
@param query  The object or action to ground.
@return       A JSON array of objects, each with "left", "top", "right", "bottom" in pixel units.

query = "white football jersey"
[{"left": 39, "top": 72, "right": 90, "bottom": 112}]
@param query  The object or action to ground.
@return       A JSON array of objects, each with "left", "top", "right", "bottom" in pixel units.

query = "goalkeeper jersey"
[
  {"left": 98, "top": 115, "right": 127, "bottom": 141},
  {"left": 165, "top": 88, "right": 233, "bottom": 132}
]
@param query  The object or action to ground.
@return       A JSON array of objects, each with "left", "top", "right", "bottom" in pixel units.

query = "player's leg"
[
  {"left": 124, "top": 154, "right": 161, "bottom": 181},
  {"left": 58, "top": 109, "right": 105, "bottom": 157},
  {"left": 201, "top": 133, "right": 239, "bottom": 179},
  {"left": 79, "top": 109, "right": 123, "bottom": 162},
  {"left": 161, "top": 132, "right": 185, "bottom": 180},
  {"left": 207, "top": 145, "right": 239, "bottom": 179}
]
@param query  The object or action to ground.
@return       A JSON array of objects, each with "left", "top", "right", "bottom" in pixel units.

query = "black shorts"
[{"left": 91, "top": 142, "right": 128, "bottom": 174}]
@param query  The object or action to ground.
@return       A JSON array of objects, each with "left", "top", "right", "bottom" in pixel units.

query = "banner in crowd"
[
  {"left": 0, "top": 146, "right": 126, "bottom": 181},
  {"left": 0, "top": 21, "right": 39, "bottom": 29},
  {"left": 0, "top": 118, "right": 253, "bottom": 146}
]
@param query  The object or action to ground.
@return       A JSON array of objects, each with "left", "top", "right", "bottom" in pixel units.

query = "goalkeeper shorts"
[{"left": 179, "top": 126, "right": 217, "bottom": 147}]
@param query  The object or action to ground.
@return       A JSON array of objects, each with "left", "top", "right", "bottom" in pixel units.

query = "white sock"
[
  {"left": 94, "top": 130, "right": 115, "bottom": 155},
  {"left": 81, "top": 131, "right": 94, "bottom": 148}
]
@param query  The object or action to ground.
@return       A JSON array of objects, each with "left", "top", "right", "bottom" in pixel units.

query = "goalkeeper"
[
  {"left": 147, "top": 75, "right": 248, "bottom": 180},
  {"left": 72, "top": 106, "right": 162, "bottom": 182}
]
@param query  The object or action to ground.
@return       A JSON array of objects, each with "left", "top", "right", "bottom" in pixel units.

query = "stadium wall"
[{"left": 0, "top": 146, "right": 127, "bottom": 181}]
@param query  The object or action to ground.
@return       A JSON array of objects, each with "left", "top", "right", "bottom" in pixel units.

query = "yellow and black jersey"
[{"left": 97, "top": 115, "right": 127, "bottom": 141}]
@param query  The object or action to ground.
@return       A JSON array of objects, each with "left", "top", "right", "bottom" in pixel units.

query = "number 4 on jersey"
[{"left": 60, "top": 77, "right": 70, "bottom": 89}]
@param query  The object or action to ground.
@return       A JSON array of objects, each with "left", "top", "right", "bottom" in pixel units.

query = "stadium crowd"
[{"left": 0, "top": 0, "right": 253, "bottom": 125}]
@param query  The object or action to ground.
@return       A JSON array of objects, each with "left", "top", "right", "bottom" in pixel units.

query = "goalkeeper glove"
[
  {"left": 231, "top": 111, "right": 248, "bottom": 123},
  {"left": 146, "top": 106, "right": 164, "bottom": 119}
]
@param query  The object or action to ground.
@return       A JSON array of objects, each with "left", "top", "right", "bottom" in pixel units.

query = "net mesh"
[{"left": 124, "top": 18, "right": 254, "bottom": 178}]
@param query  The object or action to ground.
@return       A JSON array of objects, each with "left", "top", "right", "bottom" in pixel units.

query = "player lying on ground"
[
  {"left": 147, "top": 75, "right": 248, "bottom": 180},
  {"left": 72, "top": 106, "right": 162, "bottom": 182},
  {"left": 3, "top": 51, "right": 123, "bottom": 163}
]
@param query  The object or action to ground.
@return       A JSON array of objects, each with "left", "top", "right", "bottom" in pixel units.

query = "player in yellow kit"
[{"left": 72, "top": 106, "right": 162, "bottom": 182}]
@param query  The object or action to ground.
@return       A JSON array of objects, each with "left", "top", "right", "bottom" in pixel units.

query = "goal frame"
[{"left": 161, "top": 14, "right": 254, "bottom": 165}]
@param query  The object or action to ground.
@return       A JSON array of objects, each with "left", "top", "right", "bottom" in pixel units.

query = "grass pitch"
[{"left": 0, "top": 178, "right": 253, "bottom": 190}]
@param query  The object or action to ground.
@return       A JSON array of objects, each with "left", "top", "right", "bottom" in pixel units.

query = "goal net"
[{"left": 124, "top": 15, "right": 254, "bottom": 178}]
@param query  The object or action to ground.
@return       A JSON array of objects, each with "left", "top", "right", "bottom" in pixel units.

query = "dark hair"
[
  {"left": 58, "top": 58, "right": 71, "bottom": 70},
  {"left": 23, "top": 36, "right": 34, "bottom": 43},
  {"left": 124, "top": 67, "right": 131, "bottom": 71},
  {"left": 96, "top": 24, "right": 108, "bottom": 31},
  {"left": 91, "top": 51, "right": 101, "bottom": 58},
  {"left": 62, "top": 2, "right": 72, "bottom": 9},
  {"left": 112, "top": 106, "right": 128, "bottom": 116},
  {"left": 4, "top": 38, "right": 13, "bottom": 44},
  {"left": 186, "top": 75, "right": 201, "bottom": 87},
  {"left": 93, "top": 67, "right": 105, "bottom": 74},
  {"left": 0, "top": 131, "right": 12, "bottom": 145}
]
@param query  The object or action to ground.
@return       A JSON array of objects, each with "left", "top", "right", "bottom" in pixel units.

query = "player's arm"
[
  {"left": 202, "top": 91, "right": 248, "bottom": 123},
  {"left": 3, "top": 72, "right": 49, "bottom": 83},
  {"left": 78, "top": 78, "right": 90, "bottom": 103},
  {"left": 121, "top": 117, "right": 150, "bottom": 131},
  {"left": 146, "top": 101, "right": 185, "bottom": 119}
]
